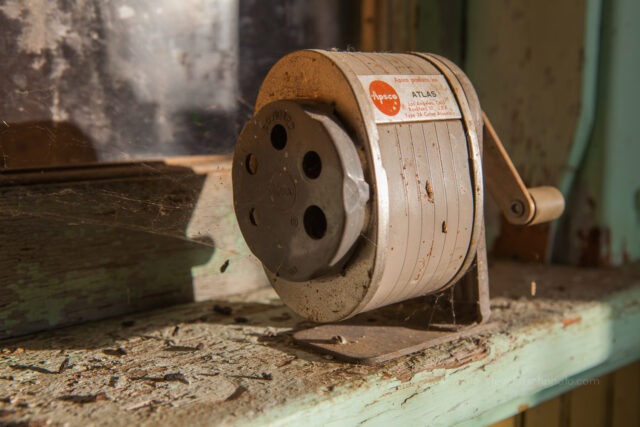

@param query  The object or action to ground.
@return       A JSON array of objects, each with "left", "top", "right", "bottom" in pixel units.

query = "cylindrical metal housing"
[{"left": 233, "top": 50, "right": 484, "bottom": 322}]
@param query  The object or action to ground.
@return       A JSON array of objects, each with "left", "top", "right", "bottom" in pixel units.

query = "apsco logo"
[{"left": 369, "top": 80, "right": 400, "bottom": 116}]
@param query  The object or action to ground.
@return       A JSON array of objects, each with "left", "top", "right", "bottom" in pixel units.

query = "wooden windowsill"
[{"left": 1, "top": 261, "right": 639, "bottom": 426}]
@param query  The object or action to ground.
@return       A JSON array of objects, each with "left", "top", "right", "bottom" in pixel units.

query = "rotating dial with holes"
[{"left": 232, "top": 100, "right": 369, "bottom": 281}]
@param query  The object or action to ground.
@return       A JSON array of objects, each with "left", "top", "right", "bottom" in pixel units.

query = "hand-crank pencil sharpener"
[{"left": 232, "top": 50, "right": 565, "bottom": 364}]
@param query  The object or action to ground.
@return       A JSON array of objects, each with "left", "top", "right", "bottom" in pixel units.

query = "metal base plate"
[
  {"left": 293, "top": 239, "right": 492, "bottom": 365},
  {"left": 293, "top": 322, "right": 496, "bottom": 364}
]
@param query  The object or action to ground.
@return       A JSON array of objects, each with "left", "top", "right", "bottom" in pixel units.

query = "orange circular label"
[{"left": 369, "top": 80, "right": 400, "bottom": 116}]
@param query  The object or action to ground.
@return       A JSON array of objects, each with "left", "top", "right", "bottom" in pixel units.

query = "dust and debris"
[
  {"left": 0, "top": 262, "right": 636, "bottom": 425},
  {"left": 58, "top": 355, "right": 71, "bottom": 374},
  {"left": 2, "top": 347, "right": 25, "bottom": 355},
  {"left": 58, "top": 392, "right": 108, "bottom": 404},
  {"left": 269, "top": 312, "right": 291, "bottom": 322},
  {"left": 530, "top": 281, "right": 537, "bottom": 297},
  {"left": 161, "top": 373, "right": 190, "bottom": 385},
  {"left": 230, "top": 373, "right": 273, "bottom": 381},
  {"left": 121, "top": 320, "right": 136, "bottom": 328},
  {"left": 442, "top": 221, "right": 448, "bottom": 233},
  {"left": 109, "top": 375, "right": 125, "bottom": 388},
  {"left": 226, "top": 386, "right": 247, "bottom": 401},
  {"left": 103, "top": 347, "right": 128, "bottom": 357},
  {"left": 332, "top": 335, "right": 348, "bottom": 345},
  {"left": 214, "top": 305, "right": 233, "bottom": 316},
  {"left": 9, "top": 363, "right": 57, "bottom": 375},
  {"left": 125, "top": 399, "right": 156, "bottom": 411},
  {"left": 134, "top": 373, "right": 190, "bottom": 385},
  {"left": 262, "top": 328, "right": 277, "bottom": 337},
  {"left": 562, "top": 316, "right": 582, "bottom": 328},
  {"left": 220, "top": 259, "right": 231, "bottom": 273},
  {"left": 164, "top": 343, "right": 205, "bottom": 352}
]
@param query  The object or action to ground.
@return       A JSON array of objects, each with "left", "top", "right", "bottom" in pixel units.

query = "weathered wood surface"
[
  {"left": 465, "top": 1, "right": 586, "bottom": 261},
  {"left": 0, "top": 156, "right": 268, "bottom": 340},
  {"left": 0, "top": 262, "right": 638, "bottom": 426}
]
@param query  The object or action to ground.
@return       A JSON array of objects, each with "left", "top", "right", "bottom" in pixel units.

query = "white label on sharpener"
[{"left": 358, "top": 74, "right": 461, "bottom": 123}]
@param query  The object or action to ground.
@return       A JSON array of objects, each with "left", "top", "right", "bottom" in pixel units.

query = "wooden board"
[
  {"left": 465, "top": 0, "right": 586, "bottom": 261},
  {"left": 555, "top": 0, "right": 640, "bottom": 267},
  {"left": 466, "top": 1, "right": 585, "bottom": 191},
  {"left": 611, "top": 362, "right": 640, "bottom": 427},
  {"left": 522, "top": 396, "right": 561, "bottom": 427},
  {"left": 493, "top": 360, "right": 640, "bottom": 426},
  {"left": 0, "top": 157, "right": 268, "bottom": 339},
  {"left": 0, "top": 261, "right": 638, "bottom": 426},
  {"left": 567, "top": 374, "right": 611, "bottom": 427}
]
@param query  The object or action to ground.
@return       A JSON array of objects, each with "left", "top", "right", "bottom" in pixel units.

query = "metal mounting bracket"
[
  {"left": 290, "top": 114, "right": 564, "bottom": 364},
  {"left": 292, "top": 225, "right": 494, "bottom": 365}
]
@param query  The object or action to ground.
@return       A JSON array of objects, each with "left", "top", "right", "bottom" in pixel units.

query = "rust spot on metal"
[{"left": 425, "top": 180, "right": 434, "bottom": 202}]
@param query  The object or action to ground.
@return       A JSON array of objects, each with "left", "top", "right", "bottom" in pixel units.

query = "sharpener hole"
[
  {"left": 303, "top": 205, "right": 327, "bottom": 240},
  {"left": 302, "top": 151, "right": 322, "bottom": 179},
  {"left": 270, "top": 124, "right": 287, "bottom": 150}
]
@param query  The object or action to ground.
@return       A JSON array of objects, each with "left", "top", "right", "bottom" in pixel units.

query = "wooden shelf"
[{"left": 1, "top": 262, "right": 639, "bottom": 426}]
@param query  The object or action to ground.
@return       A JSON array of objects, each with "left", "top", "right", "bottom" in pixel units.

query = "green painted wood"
[
  {"left": 250, "top": 285, "right": 640, "bottom": 427},
  {"left": 556, "top": 0, "right": 640, "bottom": 266},
  {"left": 0, "top": 158, "right": 267, "bottom": 339},
  {"left": 0, "top": 262, "right": 638, "bottom": 426},
  {"left": 415, "top": 0, "right": 465, "bottom": 65},
  {"left": 463, "top": 0, "right": 639, "bottom": 266},
  {"left": 466, "top": 1, "right": 586, "bottom": 190},
  {"left": 464, "top": 1, "right": 587, "bottom": 258},
  {"left": 558, "top": 0, "right": 603, "bottom": 199},
  {"left": 611, "top": 362, "right": 640, "bottom": 427}
]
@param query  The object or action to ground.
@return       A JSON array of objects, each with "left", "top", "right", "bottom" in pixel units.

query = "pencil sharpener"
[{"left": 232, "top": 50, "right": 564, "bottom": 364}]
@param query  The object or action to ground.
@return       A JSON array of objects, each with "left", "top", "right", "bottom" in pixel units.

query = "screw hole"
[
  {"left": 302, "top": 151, "right": 322, "bottom": 179},
  {"left": 510, "top": 200, "right": 525, "bottom": 216},
  {"left": 303, "top": 205, "right": 327, "bottom": 240},
  {"left": 249, "top": 208, "right": 258, "bottom": 226},
  {"left": 245, "top": 153, "right": 258, "bottom": 175},
  {"left": 270, "top": 124, "right": 287, "bottom": 150}
]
